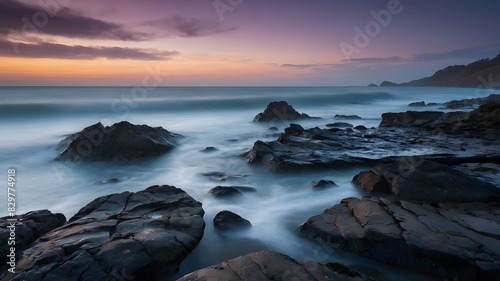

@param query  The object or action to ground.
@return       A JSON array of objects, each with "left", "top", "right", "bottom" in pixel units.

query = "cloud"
[
  {"left": 143, "top": 15, "right": 237, "bottom": 37},
  {"left": 0, "top": 39, "right": 178, "bottom": 60},
  {"left": 0, "top": 1, "right": 153, "bottom": 41},
  {"left": 342, "top": 56, "right": 403, "bottom": 64},
  {"left": 413, "top": 45, "right": 500, "bottom": 62}
]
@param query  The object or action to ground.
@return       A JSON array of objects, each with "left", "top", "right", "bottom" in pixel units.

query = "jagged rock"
[
  {"left": 56, "top": 121, "right": 182, "bottom": 161},
  {"left": 6, "top": 185, "right": 205, "bottom": 281},
  {"left": 177, "top": 251, "right": 378, "bottom": 281},
  {"left": 408, "top": 101, "right": 426, "bottom": 107},
  {"left": 208, "top": 186, "right": 243, "bottom": 197},
  {"left": 213, "top": 211, "right": 251, "bottom": 231},
  {"left": 253, "top": 101, "right": 317, "bottom": 122},
  {"left": 297, "top": 197, "right": 500, "bottom": 281},
  {"left": 0, "top": 210, "right": 65, "bottom": 275},
  {"left": 444, "top": 94, "right": 500, "bottom": 109},
  {"left": 310, "top": 179, "right": 337, "bottom": 189},
  {"left": 353, "top": 159, "right": 500, "bottom": 202},
  {"left": 284, "top": 123, "right": 305, "bottom": 135},
  {"left": 334, "top": 114, "right": 362, "bottom": 120}
]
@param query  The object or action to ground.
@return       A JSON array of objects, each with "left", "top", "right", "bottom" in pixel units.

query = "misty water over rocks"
[{"left": 1, "top": 86, "right": 497, "bottom": 280}]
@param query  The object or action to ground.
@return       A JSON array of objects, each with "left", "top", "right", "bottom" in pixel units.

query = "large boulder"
[
  {"left": 353, "top": 158, "right": 500, "bottom": 202},
  {"left": 177, "top": 251, "right": 378, "bottom": 281},
  {"left": 0, "top": 210, "right": 65, "bottom": 275},
  {"left": 6, "top": 185, "right": 205, "bottom": 281},
  {"left": 56, "top": 121, "right": 182, "bottom": 161},
  {"left": 213, "top": 211, "right": 251, "bottom": 231},
  {"left": 253, "top": 101, "right": 315, "bottom": 122},
  {"left": 297, "top": 197, "right": 500, "bottom": 281}
]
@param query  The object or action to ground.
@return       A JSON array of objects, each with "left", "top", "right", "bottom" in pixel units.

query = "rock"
[
  {"left": 334, "top": 114, "right": 362, "bottom": 120},
  {"left": 56, "top": 121, "right": 182, "bottom": 161},
  {"left": 427, "top": 102, "right": 439, "bottom": 106},
  {"left": 7, "top": 185, "right": 205, "bottom": 281},
  {"left": 310, "top": 179, "right": 337, "bottom": 189},
  {"left": 202, "top": 172, "right": 247, "bottom": 181},
  {"left": 0, "top": 210, "right": 65, "bottom": 274},
  {"left": 352, "top": 171, "right": 390, "bottom": 194},
  {"left": 408, "top": 101, "right": 426, "bottom": 107},
  {"left": 380, "top": 81, "right": 398, "bottom": 87},
  {"left": 213, "top": 211, "right": 251, "bottom": 231},
  {"left": 268, "top": 126, "right": 279, "bottom": 131},
  {"left": 231, "top": 186, "right": 257, "bottom": 193},
  {"left": 367, "top": 83, "right": 378, "bottom": 87},
  {"left": 297, "top": 197, "right": 500, "bottom": 280},
  {"left": 253, "top": 101, "right": 317, "bottom": 122},
  {"left": 208, "top": 186, "right": 243, "bottom": 197},
  {"left": 355, "top": 158, "right": 500, "bottom": 202},
  {"left": 178, "top": 251, "right": 377, "bottom": 281},
  {"left": 284, "top": 123, "right": 304, "bottom": 135},
  {"left": 354, "top": 125, "right": 368, "bottom": 131},
  {"left": 97, "top": 178, "right": 120, "bottom": 185},
  {"left": 444, "top": 94, "right": 500, "bottom": 109},
  {"left": 201, "top": 146, "right": 218, "bottom": 153},
  {"left": 326, "top": 122, "right": 353, "bottom": 128}
]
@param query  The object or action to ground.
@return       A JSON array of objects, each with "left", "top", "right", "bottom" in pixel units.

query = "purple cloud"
[{"left": 143, "top": 15, "right": 237, "bottom": 37}]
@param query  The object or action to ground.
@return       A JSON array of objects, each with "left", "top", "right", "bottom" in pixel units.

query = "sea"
[{"left": 0, "top": 86, "right": 494, "bottom": 280}]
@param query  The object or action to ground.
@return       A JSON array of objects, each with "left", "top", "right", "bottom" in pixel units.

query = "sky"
[{"left": 1, "top": 0, "right": 499, "bottom": 86}]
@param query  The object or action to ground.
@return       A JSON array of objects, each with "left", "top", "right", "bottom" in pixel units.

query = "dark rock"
[
  {"left": 326, "top": 122, "right": 353, "bottom": 128},
  {"left": 352, "top": 171, "right": 390, "bottom": 194},
  {"left": 297, "top": 197, "right": 500, "bottom": 280},
  {"left": 7, "top": 185, "right": 205, "bottom": 281},
  {"left": 356, "top": 158, "right": 500, "bottom": 202},
  {"left": 334, "top": 114, "right": 362, "bottom": 120},
  {"left": 284, "top": 123, "right": 304, "bottom": 135},
  {"left": 380, "top": 81, "right": 398, "bottom": 87},
  {"left": 367, "top": 83, "right": 378, "bottom": 87},
  {"left": 213, "top": 211, "right": 251, "bottom": 231},
  {"left": 253, "top": 101, "right": 317, "bottom": 122},
  {"left": 226, "top": 139, "right": 239, "bottom": 142},
  {"left": 427, "top": 102, "right": 439, "bottom": 106},
  {"left": 56, "top": 121, "right": 182, "bottom": 162},
  {"left": 310, "top": 179, "right": 337, "bottom": 189},
  {"left": 202, "top": 172, "right": 247, "bottom": 181},
  {"left": 408, "top": 101, "right": 426, "bottom": 107},
  {"left": 0, "top": 210, "right": 65, "bottom": 274},
  {"left": 178, "top": 251, "right": 377, "bottom": 281},
  {"left": 208, "top": 186, "right": 243, "bottom": 197},
  {"left": 231, "top": 186, "right": 257, "bottom": 193},
  {"left": 354, "top": 125, "right": 368, "bottom": 130},
  {"left": 97, "top": 178, "right": 120, "bottom": 185},
  {"left": 268, "top": 126, "right": 279, "bottom": 131},
  {"left": 201, "top": 146, "right": 218, "bottom": 153}
]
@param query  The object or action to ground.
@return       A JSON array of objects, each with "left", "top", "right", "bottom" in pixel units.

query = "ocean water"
[{"left": 0, "top": 86, "right": 493, "bottom": 280}]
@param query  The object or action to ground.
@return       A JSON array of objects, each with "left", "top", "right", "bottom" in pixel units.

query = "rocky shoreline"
[{"left": 2, "top": 97, "right": 499, "bottom": 280}]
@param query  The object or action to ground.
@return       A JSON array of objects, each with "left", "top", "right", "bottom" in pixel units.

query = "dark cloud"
[
  {"left": 0, "top": 1, "right": 153, "bottom": 41},
  {"left": 343, "top": 56, "right": 403, "bottom": 64},
  {"left": 413, "top": 45, "right": 500, "bottom": 62},
  {"left": 143, "top": 15, "right": 237, "bottom": 37},
  {"left": 0, "top": 39, "right": 178, "bottom": 60}
]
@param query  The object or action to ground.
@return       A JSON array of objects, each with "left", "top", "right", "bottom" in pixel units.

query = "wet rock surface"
[
  {"left": 0, "top": 210, "right": 65, "bottom": 275},
  {"left": 56, "top": 121, "right": 182, "bottom": 161},
  {"left": 5, "top": 185, "right": 205, "bottom": 281},
  {"left": 246, "top": 104, "right": 500, "bottom": 171},
  {"left": 443, "top": 93, "right": 500, "bottom": 109},
  {"left": 213, "top": 211, "right": 251, "bottom": 231},
  {"left": 253, "top": 101, "right": 318, "bottom": 122},
  {"left": 353, "top": 158, "right": 500, "bottom": 202},
  {"left": 177, "top": 251, "right": 378, "bottom": 281},
  {"left": 310, "top": 179, "right": 337, "bottom": 189},
  {"left": 297, "top": 197, "right": 500, "bottom": 281},
  {"left": 208, "top": 186, "right": 244, "bottom": 197}
]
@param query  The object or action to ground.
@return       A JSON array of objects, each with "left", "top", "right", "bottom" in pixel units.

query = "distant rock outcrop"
[
  {"left": 56, "top": 121, "right": 182, "bottom": 161},
  {"left": 378, "top": 54, "right": 500, "bottom": 88},
  {"left": 253, "top": 101, "right": 318, "bottom": 122}
]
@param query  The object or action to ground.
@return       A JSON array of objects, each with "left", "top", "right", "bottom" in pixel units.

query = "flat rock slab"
[
  {"left": 177, "top": 251, "right": 377, "bottom": 281},
  {"left": 297, "top": 197, "right": 500, "bottom": 281},
  {"left": 56, "top": 121, "right": 182, "bottom": 161},
  {"left": 5, "top": 185, "right": 205, "bottom": 281}
]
